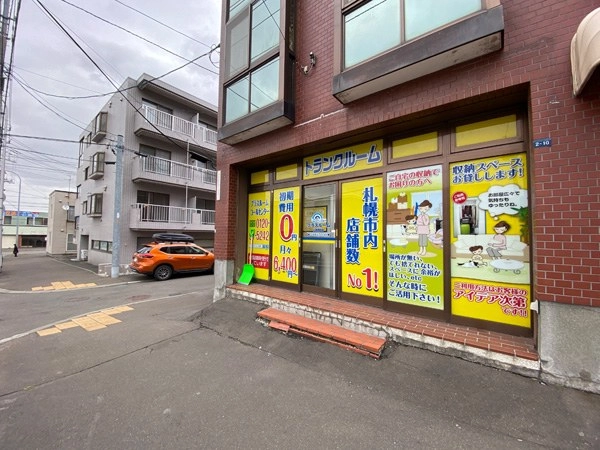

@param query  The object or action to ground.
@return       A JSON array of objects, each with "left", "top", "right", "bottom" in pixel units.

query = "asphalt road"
[{"left": 1, "top": 250, "right": 599, "bottom": 449}]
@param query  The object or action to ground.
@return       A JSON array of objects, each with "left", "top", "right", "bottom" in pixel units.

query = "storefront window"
[
  {"left": 455, "top": 114, "right": 518, "bottom": 148},
  {"left": 275, "top": 164, "right": 299, "bottom": 181},
  {"left": 386, "top": 165, "right": 444, "bottom": 309},
  {"left": 243, "top": 111, "right": 530, "bottom": 333},
  {"left": 392, "top": 131, "right": 439, "bottom": 160},
  {"left": 341, "top": 178, "right": 383, "bottom": 299},
  {"left": 247, "top": 192, "right": 271, "bottom": 280},
  {"left": 449, "top": 153, "right": 531, "bottom": 328},
  {"left": 271, "top": 187, "right": 300, "bottom": 284}
]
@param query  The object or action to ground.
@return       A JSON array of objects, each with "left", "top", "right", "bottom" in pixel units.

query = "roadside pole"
[{"left": 111, "top": 135, "right": 124, "bottom": 278}]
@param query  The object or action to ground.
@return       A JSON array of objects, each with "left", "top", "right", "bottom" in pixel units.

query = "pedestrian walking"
[{"left": 13, "top": 244, "right": 18, "bottom": 257}]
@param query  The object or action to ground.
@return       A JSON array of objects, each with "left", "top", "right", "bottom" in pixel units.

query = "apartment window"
[
  {"left": 78, "top": 138, "right": 84, "bottom": 167},
  {"left": 82, "top": 201, "right": 88, "bottom": 215},
  {"left": 67, "top": 206, "right": 75, "bottom": 222},
  {"left": 92, "top": 111, "right": 108, "bottom": 142},
  {"left": 4, "top": 216, "right": 11, "bottom": 225},
  {"left": 89, "top": 194, "right": 103, "bottom": 216},
  {"left": 89, "top": 152, "right": 105, "bottom": 179},
  {"left": 219, "top": 0, "right": 295, "bottom": 144},
  {"left": 334, "top": 0, "right": 504, "bottom": 103}
]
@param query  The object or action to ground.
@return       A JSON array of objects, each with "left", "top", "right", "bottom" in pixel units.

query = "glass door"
[{"left": 302, "top": 184, "right": 337, "bottom": 294}]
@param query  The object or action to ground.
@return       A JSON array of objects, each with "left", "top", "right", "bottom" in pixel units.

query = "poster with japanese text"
[
  {"left": 386, "top": 165, "right": 444, "bottom": 310},
  {"left": 271, "top": 187, "right": 300, "bottom": 284},
  {"left": 341, "top": 178, "right": 383, "bottom": 298},
  {"left": 450, "top": 153, "right": 531, "bottom": 328},
  {"left": 247, "top": 191, "right": 271, "bottom": 281}
]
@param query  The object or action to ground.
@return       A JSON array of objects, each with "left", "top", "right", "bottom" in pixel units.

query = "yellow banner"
[
  {"left": 450, "top": 153, "right": 531, "bottom": 328},
  {"left": 303, "top": 140, "right": 383, "bottom": 180},
  {"left": 271, "top": 187, "right": 300, "bottom": 284},
  {"left": 248, "top": 191, "right": 271, "bottom": 281},
  {"left": 386, "top": 165, "right": 444, "bottom": 310},
  {"left": 341, "top": 178, "right": 383, "bottom": 298}
]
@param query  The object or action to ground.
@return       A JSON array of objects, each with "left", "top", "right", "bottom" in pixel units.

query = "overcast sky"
[{"left": 4, "top": 0, "right": 222, "bottom": 212}]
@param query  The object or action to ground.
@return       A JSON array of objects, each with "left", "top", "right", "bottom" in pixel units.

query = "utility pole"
[
  {"left": 111, "top": 135, "right": 124, "bottom": 278},
  {"left": 0, "top": 0, "right": 12, "bottom": 272}
]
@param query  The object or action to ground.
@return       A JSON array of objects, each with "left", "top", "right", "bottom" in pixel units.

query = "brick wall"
[{"left": 216, "top": 0, "right": 600, "bottom": 306}]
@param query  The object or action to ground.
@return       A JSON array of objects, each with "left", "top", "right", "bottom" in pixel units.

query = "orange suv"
[{"left": 130, "top": 233, "right": 214, "bottom": 281}]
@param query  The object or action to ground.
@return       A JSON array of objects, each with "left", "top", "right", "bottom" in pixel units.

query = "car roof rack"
[{"left": 152, "top": 233, "right": 195, "bottom": 243}]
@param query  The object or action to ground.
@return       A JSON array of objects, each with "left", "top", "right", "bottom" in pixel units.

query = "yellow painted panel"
[
  {"left": 392, "top": 131, "right": 438, "bottom": 158},
  {"left": 72, "top": 317, "right": 106, "bottom": 331},
  {"left": 87, "top": 313, "right": 122, "bottom": 325},
  {"left": 250, "top": 170, "right": 270, "bottom": 185},
  {"left": 37, "top": 328, "right": 61, "bottom": 336},
  {"left": 275, "top": 164, "right": 298, "bottom": 181},
  {"left": 456, "top": 114, "right": 518, "bottom": 147},
  {"left": 56, "top": 321, "right": 79, "bottom": 330}
]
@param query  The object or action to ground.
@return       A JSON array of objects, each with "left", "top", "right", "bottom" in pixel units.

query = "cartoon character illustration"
[
  {"left": 458, "top": 245, "right": 487, "bottom": 267},
  {"left": 486, "top": 220, "right": 510, "bottom": 259},
  {"left": 405, "top": 214, "right": 417, "bottom": 234},
  {"left": 416, "top": 200, "right": 432, "bottom": 256}
]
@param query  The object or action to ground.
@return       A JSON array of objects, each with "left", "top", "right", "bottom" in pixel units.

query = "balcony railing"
[
  {"left": 130, "top": 203, "right": 215, "bottom": 231},
  {"left": 140, "top": 104, "right": 217, "bottom": 146},
  {"left": 133, "top": 155, "right": 216, "bottom": 191}
]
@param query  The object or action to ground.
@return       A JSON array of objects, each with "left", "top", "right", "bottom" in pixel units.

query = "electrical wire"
[
  {"left": 59, "top": 0, "right": 218, "bottom": 76},
  {"left": 114, "top": 0, "right": 213, "bottom": 49}
]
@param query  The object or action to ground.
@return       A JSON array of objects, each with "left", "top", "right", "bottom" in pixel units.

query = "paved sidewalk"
[{"left": 0, "top": 248, "right": 145, "bottom": 292}]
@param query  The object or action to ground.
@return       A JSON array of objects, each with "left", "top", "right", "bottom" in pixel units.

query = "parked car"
[{"left": 130, "top": 233, "right": 214, "bottom": 281}]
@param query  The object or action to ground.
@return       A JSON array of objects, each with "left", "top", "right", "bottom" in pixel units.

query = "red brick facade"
[{"left": 216, "top": 0, "right": 600, "bottom": 310}]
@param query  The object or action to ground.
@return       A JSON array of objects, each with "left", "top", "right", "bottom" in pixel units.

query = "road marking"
[
  {"left": 36, "top": 307, "right": 133, "bottom": 337},
  {"left": 31, "top": 281, "right": 97, "bottom": 291}
]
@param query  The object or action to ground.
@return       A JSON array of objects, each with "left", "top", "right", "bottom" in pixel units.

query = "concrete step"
[{"left": 257, "top": 307, "right": 386, "bottom": 359}]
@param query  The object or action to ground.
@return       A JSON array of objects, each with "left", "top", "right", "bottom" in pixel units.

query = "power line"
[
  {"left": 114, "top": 0, "right": 213, "bottom": 49},
  {"left": 59, "top": 0, "right": 218, "bottom": 76}
]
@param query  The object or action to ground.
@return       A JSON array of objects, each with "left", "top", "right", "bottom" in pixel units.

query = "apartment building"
[
  {"left": 46, "top": 190, "right": 77, "bottom": 256},
  {"left": 215, "top": 1, "right": 600, "bottom": 392},
  {"left": 76, "top": 74, "right": 217, "bottom": 270}
]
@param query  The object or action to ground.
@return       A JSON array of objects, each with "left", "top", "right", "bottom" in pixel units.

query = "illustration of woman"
[
  {"left": 416, "top": 200, "right": 432, "bottom": 256},
  {"left": 486, "top": 220, "right": 510, "bottom": 259}
]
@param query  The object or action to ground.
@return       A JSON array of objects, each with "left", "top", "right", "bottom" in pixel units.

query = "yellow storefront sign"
[
  {"left": 271, "top": 187, "right": 300, "bottom": 284},
  {"left": 248, "top": 191, "right": 271, "bottom": 281},
  {"left": 450, "top": 152, "right": 531, "bottom": 328},
  {"left": 303, "top": 140, "right": 383, "bottom": 180},
  {"left": 341, "top": 178, "right": 383, "bottom": 298}
]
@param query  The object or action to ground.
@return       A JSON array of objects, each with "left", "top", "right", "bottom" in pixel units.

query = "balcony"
[
  {"left": 132, "top": 155, "right": 217, "bottom": 192},
  {"left": 130, "top": 203, "right": 215, "bottom": 232},
  {"left": 134, "top": 105, "right": 217, "bottom": 152}
]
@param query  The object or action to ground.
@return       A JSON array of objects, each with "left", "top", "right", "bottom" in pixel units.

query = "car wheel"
[
  {"left": 207, "top": 264, "right": 214, "bottom": 275},
  {"left": 154, "top": 264, "right": 173, "bottom": 281}
]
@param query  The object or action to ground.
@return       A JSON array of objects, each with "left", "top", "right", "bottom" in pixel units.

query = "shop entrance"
[{"left": 301, "top": 183, "right": 337, "bottom": 295}]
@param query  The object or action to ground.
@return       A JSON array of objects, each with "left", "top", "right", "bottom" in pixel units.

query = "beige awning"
[{"left": 571, "top": 7, "right": 600, "bottom": 96}]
